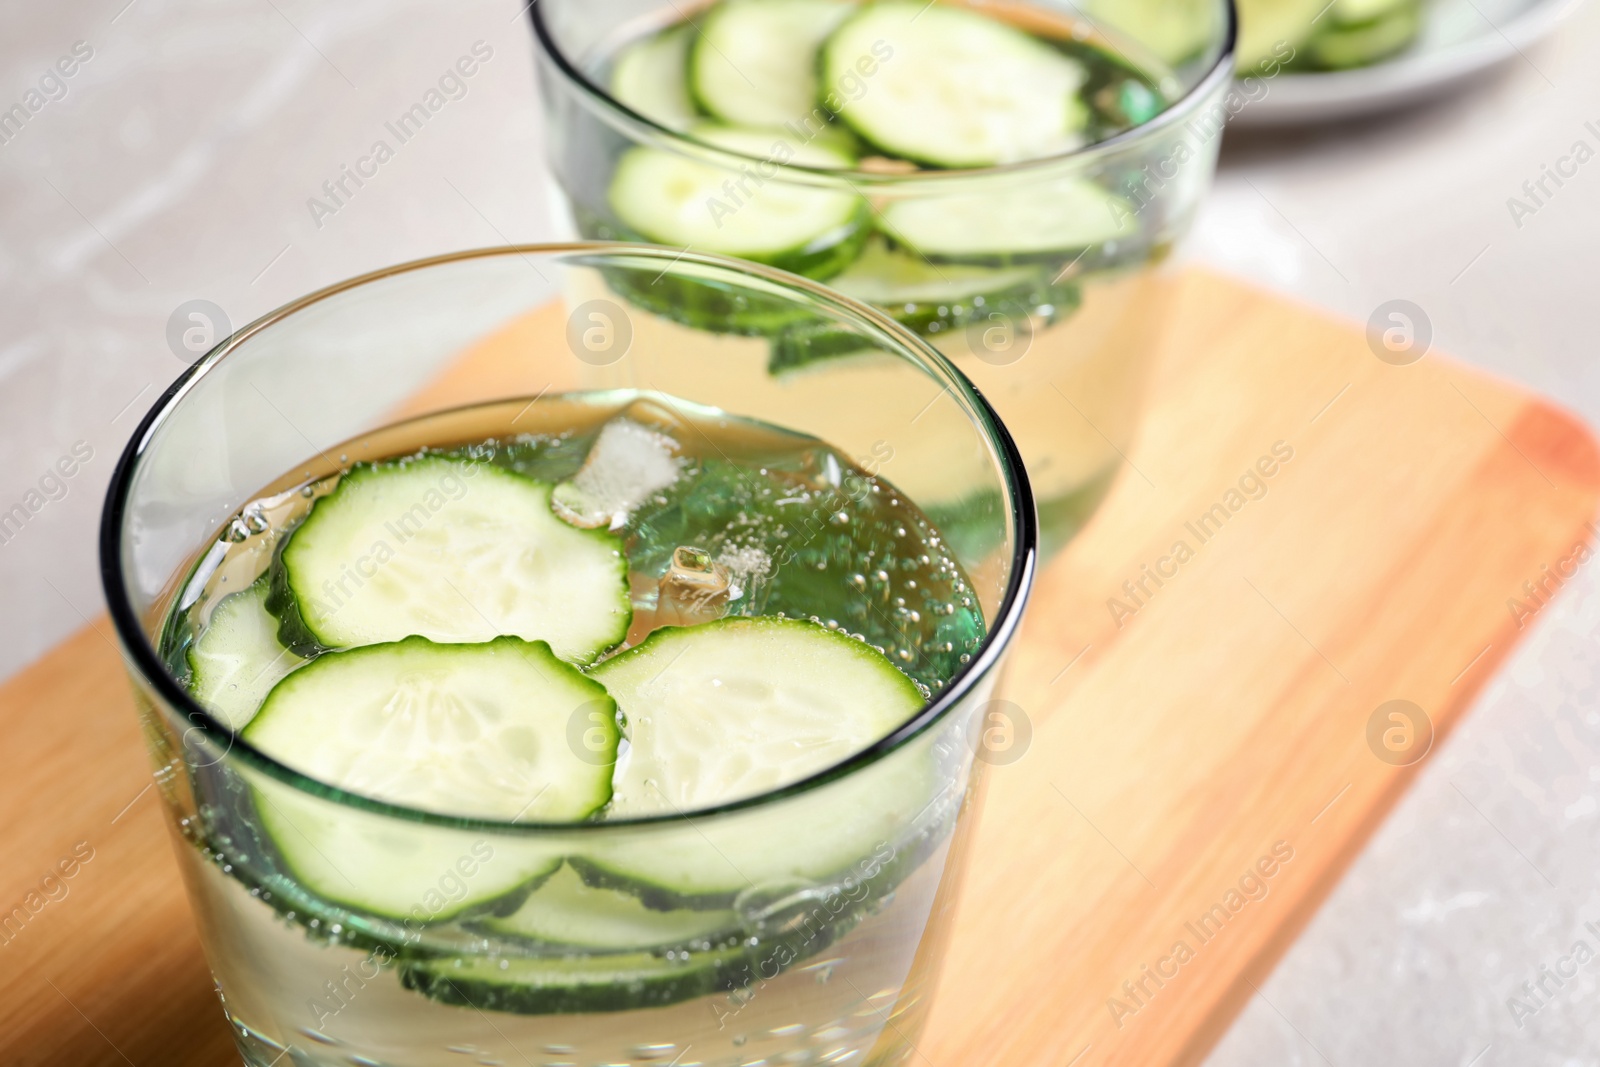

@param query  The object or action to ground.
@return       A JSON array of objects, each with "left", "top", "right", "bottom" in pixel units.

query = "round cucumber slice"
[
  {"left": 481, "top": 863, "right": 738, "bottom": 951},
  {"left": 827, "top": 241, "right": 1046, "bottom": 307},
  {"left": 574, "top": 747, "right": 938, "bottom": 910},
  {"left": 766, "top": 244, "right": 1083, "bottom": 372},
  {"left": 188, "top": 579, "right": 303, "bottom": 732},
  {"left": 248, "top": 774, "right": 564, "bottom": 924},
  {"left": 821, "top": 1, "right": 1088, "bottom": 167},
  {"left": 1328, "top": 0, "right": 1412, "bottom": 26},
  {"left": 1083, "top": 0, "right": 1217, "bottom": 66},
  {"left": 401, "top": 945, "right": 748, "bottom": 1015},
  {"left": 1233, "top": 0, "right": 1329, "bottom": 68},
  {"left": 244, "top": 636, "right": 620, "bottom": 822},
  {"left": 1303, "top": 5, "right": 1421, "bottom": 69},
  {"left": 688, "top": 120, "right": 856, "bottom": 169},
  {"left": 689, "top": 0, "right": 854, "bottom": 128},
  {"left": 610, "top": 24, "right": 699, "bottom": 130},
  {"left": 606, "top": 144, "right": 869, "bottom": 279},
  {"left": 275, "top": 456, "right": 629, "bottom": 664},
  {"left": 592, "top": 617, "right": 923, "bottom": 817},
  {"left": 880, "top": 176, "right": 1138, "bottom": 263}
]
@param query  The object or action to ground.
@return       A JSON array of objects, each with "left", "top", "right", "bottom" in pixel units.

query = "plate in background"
[{"left": 1232, "top": 0, "right": 1586, "bottom": 126}]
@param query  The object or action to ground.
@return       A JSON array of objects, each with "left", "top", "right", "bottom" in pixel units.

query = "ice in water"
[{"left": 551, "top": 416, "right": 684, "bottom": 530}]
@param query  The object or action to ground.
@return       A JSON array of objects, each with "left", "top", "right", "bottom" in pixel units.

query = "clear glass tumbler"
[
  {"left": 100, "top": 245, "right": 1036, "bottom": 1067},
  {"left": 531, "top": 0, "right": 1236, "bottom": 554}
]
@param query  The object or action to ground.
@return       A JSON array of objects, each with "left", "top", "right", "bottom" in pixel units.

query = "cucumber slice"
[
  {"left": 1083, "top": 0, "right": 1217, "bottom": 66},
  {"left": 610, "top": 24, "right": 699, "bottom": 130},
  {"left": 1302, "top": 5, "right": 1420, "bottom": 69},
  {"left": 766, "top": 242, "right": 1082, "bottom": 372},
  {"left": 1329, "top": 0, "right": 1411, "bottom": 26},
  {"left": 828, "top": 241, "right": 1082, "bottom": 335},
  {"left": 245, "top": 636, "right": 619, "bottom": 822},
  {"left": 689, "top": 120, "right": 856, "bottom": 169},
  {"left": 401, "top": 945, "right": 748, "bottom": 1014},
  {"left": 242, "top": 637, "right": 613, "bottom": 920},
  {"left": 821, "top": 1, "right": 1088, "bottom": 167},
  {"left": 606, "top": 141, "right": 868, "bottom": 280},
  {"left": 881, "top": 176, "right": 1138, "bottom": 263},
  {"left": 409, "top": 832, "right": 929, "bottom": 1013},
  {"left": 590, "top": 253, "right": 812, "bottom": 338},
  {"left": 830, "top": 241, "right": 1045, "bottom": 307},
  {"left": 592, "top": 618, "right": 923, "bottom": 816},
  {"left": 689, "top": 0, "right": 854, "bottom": 128},
  {"left": 481, "top": 863, "right": 738, "bottom": 950},
  {"left": 1233, "top": 0, "right": 1328, "bottom": 68},
  {"left": 274, "top": 456, "right": 629, "bottom": 665},
  {"left": 249, "top": 775, "right": 563, "bottom": 924},
  {"left": 575, "top": 747, "right": 937, "bottom": 909},
  {"left": 766, "top": 319, "right": 882, "bottom": 375},
  {"left": 577, "top": 619, "right": 935, "bottom": 909},
  {"left": 767, "top": 277, "right": 1081, "bottom": 373},
  {"left": 188, "top": 579, "right": 303, "bottom": 731}
]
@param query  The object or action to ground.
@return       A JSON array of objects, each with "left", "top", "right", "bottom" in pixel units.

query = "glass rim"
[
  {"left": 529, "top": 0, "right": 1239, "bottom": 188},
  {"left": 99, "top": 242, "right": 1038, "bottom": 834}
]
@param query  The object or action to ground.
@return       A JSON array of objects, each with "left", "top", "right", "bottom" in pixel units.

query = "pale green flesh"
[
  {"left": 611, "top": 24, "right": 699, "bottom": 130},
  {"left": 823, "top": 1, "right": 1087, "bottom": 167},
  {"left": 402, "top": 943, "right": 749, "bottom": 1014},
  {"left": 1330, "top": 0, "right": 1410, "bottom": 24},
  {"left": 1307, "top": 5, "right": 1420, "bottom": 67},
  {"left": 243, "top": 637, "right": 615, "bottom": 919},
  {"left": 251, "top": 775, "right": 563, "bottom": 921},
  {"left": 592, "top": 618, "right": 923, "bottom": 817},
  {"left": 580, "top": 618, "right": 932, "bottom": 900},
  {"left": 608, "top": 145, "right": 863, "bottom": 257},
  {"left": 1233, "top": 0, "right": 1330, "bottom": 66},
  {"left": 690, "top": 0, "right": 854, "bottom": 128},
  {"left": 187, "top": 579, "right": 303, "bottom": 731},
  {"left": 424, "top": 949, "right": 740, "bottom": 985},
  {"left": 882, "top": 176, "right": 1138, "bottom": 258},
  {"left": 1083, "top": 0, "right": 1216, "bottom": 65},
  {"left": 827, "top": 241, "right": 1043, "bottom": 305},
  {"left": 483, "top": 864, "right": 738, "bottom": 949},
  {"left": 245, "top": 637, "right": 619, "bottom": 822},
  {"left": 281, "top": 457, "right": 629, "bottom": 665},
  {"left": 580, "top": 751, "right": 931, "bottom": 902},
  {"left": 688, "top": 120, "right": 856, "bottom": 169}
]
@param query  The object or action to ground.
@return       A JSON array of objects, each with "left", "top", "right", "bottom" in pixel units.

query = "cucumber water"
[
  {"left": 157, "top": 391, "right": 986, "bottom": 1063},
  {"left": 543, "top": 1, "right": 1195, "bottom": 559}
]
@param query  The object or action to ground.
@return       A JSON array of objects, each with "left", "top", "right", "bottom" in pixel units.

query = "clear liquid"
[{"left": 159, "top": 392, "right": 988, "bottom": 1067}]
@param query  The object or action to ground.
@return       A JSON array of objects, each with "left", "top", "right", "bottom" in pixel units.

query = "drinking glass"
[
  {"left": 100, "top": 245, "right": 1036, "bottom": 1067},
  {"left": 531, "top": 0, "right": 1236, "bottom": 554}
]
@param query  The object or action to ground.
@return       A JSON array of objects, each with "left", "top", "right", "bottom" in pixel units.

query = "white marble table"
[{"left": 3, "top": 1, "right": 1598, "bottom": 1062}]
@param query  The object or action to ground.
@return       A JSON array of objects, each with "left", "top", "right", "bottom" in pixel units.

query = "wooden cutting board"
[{"left": 2, "top": 269, "right": 1595, "bottom": 1067}]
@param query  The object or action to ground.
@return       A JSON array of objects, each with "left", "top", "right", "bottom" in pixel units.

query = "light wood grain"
[
  {"left": 1, "top": 269, "right": 1593, "bottom": 1067},
  {"left": 916, "top": 272, "right": 1600, "bottom": 1066}
]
